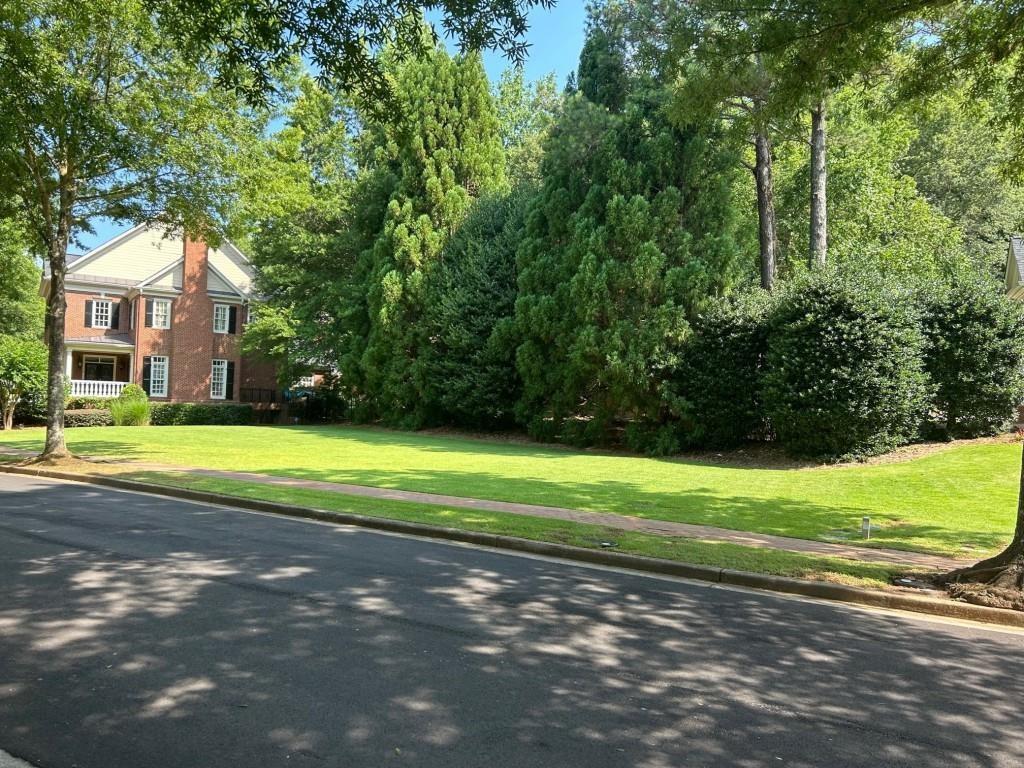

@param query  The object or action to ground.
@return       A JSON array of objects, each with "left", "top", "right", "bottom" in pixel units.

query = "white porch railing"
[{"left": 70, "top": 380, "right": 128, "bottom": 398}]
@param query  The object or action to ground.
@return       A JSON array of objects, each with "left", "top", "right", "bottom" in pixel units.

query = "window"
[
  {"left": 151, "top": 299, "right": 171, "bottom": 329},
  {"left": 130, "top": 299, "right": 135, "bottom": 330},
  {"left": 83, "top": 355, "right": 115, "bottom": 382},
  {"left": 213, "top": 304, "right": 230, "bottom": 334},
  {"left": 143, "top": 356, "right": 168, "bottom": 397},
  {"left": 211, "top": 359, "right": 227, "bottom": 399},
  {"left": 91, "top": 299, "right": 111, "bottom": 329}
]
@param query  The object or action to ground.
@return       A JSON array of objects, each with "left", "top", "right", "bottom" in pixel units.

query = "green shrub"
[
  {"left": 150, "top": 403, "right": 253, "bottom": 426},
  {"left": 764, "top": 269, "right": 933, "bottom": 459},
  {"left": 666, "top": 291, "right": 771, "bottom": 449},
  {"left": 65, "top": 396, "right": 109, "bottom": 410},
  {"left": 921, "top": 279, "right": 1024, "bottom": 438},
  {"left": 119, "top": 383, "right": 148, "bottom": 401},
  {"left": 64, "top": 408, "right": 113, "bottom": 427},
  {"left": 110, "top": 397, "right": 151, "bottom": 426}
]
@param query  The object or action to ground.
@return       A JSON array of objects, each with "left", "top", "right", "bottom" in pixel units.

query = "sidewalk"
[{"left": 0, "top": 444, "right": 965, "bottom": 570}]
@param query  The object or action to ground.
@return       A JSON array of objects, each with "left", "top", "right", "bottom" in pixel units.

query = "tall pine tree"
[
  {"left": 343, "top": 40, "right": 506, "bottom": 426},
  {"left": 514, "top": 13, "right": 745, "bottom": 447}
]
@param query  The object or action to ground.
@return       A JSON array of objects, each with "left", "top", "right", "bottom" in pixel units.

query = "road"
[{"left": 0, "top": 474, "right": 1022, "bottom": 768}]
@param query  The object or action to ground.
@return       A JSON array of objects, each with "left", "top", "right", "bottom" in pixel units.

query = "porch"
[{"left": 66, "top": 348, "right": 133, "bottom": 399}]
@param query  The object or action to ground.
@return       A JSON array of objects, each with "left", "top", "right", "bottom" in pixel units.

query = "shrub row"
[
  {"left": 63, "top": 402, "right": 253, "bottom": 427},
  {"left": 667, "top": 270, "right": 1024, "bottom": 459}
]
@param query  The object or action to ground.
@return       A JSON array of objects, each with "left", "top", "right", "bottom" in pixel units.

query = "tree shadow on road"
[{"left": 0, "top": 477, "right": 1020, "bottom": 767}]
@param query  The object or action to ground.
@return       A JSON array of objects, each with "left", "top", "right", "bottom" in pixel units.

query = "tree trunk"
[
  {"left": 939, "top": 443, "right": 1024, "bottom": 592},
  {"left": 809, "top": 98, "right": 827, "bottom": 268},
  {"left": 754, "top": 130, "right": 778, "bottom": 291},
  {"left": 2, "top": 404, "right": 13, "bottom": 431},
  {"left": 42, "top": 221, "right": 71, "bottom": 458}
]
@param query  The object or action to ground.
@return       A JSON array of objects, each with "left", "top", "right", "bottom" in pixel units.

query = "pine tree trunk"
[
  {"left": 42, "top": 214, "right": 71, "bottom": 459},
  {"left": 940, "top": 443, "right": 1024, "bottom": 593},
  {"left": 809, "top": 99, "right": 827, "bottom": 268},
  {"left": 754, "top": 130, "right": 778, "bottom": 291}
]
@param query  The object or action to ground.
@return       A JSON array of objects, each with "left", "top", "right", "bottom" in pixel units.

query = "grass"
[
  {"left": 115, "top": 468, "right": 898, "bottom": 589},
  {"left": 0, "top": 424, "right": 1018, "bottom": 558}
]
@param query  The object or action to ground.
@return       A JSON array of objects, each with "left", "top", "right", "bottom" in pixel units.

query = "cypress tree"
[{"left": 346, "top": 41, "right": 506, "bottom": 426}]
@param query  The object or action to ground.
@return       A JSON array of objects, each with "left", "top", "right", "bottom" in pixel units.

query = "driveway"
[{"left": 0, "top": 473, "right": 1021, "bottom": 767}]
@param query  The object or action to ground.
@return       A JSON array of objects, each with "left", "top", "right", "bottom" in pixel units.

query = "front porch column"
[
  {"left": 64, "top": 349, "right": 72, "bottom": 378},
  {"left": 128, "top": 352, "right": 134, "bottom": 384}
]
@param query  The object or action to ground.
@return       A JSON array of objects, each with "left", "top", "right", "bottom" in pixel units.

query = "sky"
[{"left": 75, "top": 2, "right": 588, "bottom": 254}]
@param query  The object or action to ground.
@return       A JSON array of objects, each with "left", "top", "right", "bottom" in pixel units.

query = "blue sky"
[{"left": 76, "top": 2, "right": 587, "bottom": 253}]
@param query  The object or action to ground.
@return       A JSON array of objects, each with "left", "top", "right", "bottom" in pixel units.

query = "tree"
[
  {"left": 493, "top": 70, "right": 562, "bottom": 184},
  {"left": 515, "top": 9, "right": 745, "bottom": 447},
  {"left": 0, "top": 336, "right": 47, "bottom": 431},
  {"left": 150, "top": 0, "right": 555, "bottom": 107},
  {"left": 343, "top": 41, "right": 506, "bottom": 427},
  {"left": 0, "top": 216, "right": 44, "bottom": 339},
  {"left": 0, "top": 0, "right": 261, "bottom": 458}
]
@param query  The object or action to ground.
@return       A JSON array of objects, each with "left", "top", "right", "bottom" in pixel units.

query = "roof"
[
  {"left": 1008, "top": 237, "right": 1024, "bottom": 300},
  {"left": 65, "top": 334, "right": 135, "bottom": 348},
  {"left": 1011, "top": 237, "right": 1024, "bottom": 281}
]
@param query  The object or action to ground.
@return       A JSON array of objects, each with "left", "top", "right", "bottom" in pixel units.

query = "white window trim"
[
  {"left": 152, "top": 298, "right": 172, "bottom": 329},
  {"left": 213, "top": 303, "right": 230, "bottom": 334},
  {"left": 210, "top": 359, "right": 227, "bottom": 400},
  {"left": 92, "top": 299, "right": 112, "bottom": 329},
  {"left": 149, "top": 355, "right": 168, "bottom": 398}
]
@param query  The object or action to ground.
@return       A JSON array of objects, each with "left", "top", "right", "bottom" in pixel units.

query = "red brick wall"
[
  {"left": 67, "top": 236, "right": 276, "bottom": 403},
  {"left": 65, "top": 290, "right": 131, "bottom": 338}
]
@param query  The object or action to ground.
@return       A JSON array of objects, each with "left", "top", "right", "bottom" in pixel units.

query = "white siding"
[
  {"left": 207, "top": 268, "right": 237, "bottom": 294},
  {"left": 70, "top": 226, "right": 184, "bottom": 282},
  {"left": 209, "top": 245, "right": 253, "bottom": 293},
  {"left": 150, "top": 263, "right": 183, "bottom": 289}
]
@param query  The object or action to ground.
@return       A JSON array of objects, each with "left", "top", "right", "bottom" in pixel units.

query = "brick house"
[{"left": 40, "top": 224, "right": 278, "bottom": 406}]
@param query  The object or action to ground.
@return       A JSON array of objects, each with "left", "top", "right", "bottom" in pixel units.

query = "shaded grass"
[
  {"left": 0, "top": 424, "right": 1018, "bottom": 557},
  {"left": 118, "top": 468, "right": 898, "bottom": 589}
]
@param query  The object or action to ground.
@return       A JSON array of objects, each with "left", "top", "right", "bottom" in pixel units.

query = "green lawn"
[{"left": 1, "top": 424, "right": 1018, "bottom": 558}]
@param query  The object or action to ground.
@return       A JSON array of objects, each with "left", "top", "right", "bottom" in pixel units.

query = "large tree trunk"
[
  {"left": 42, "top": 220, "right": 71, "bottom": 458},
  {"left": 809, "top": 98, "right": 827, "bottom": 268},
  {"left": 2, "top": 404, "right": 13, "bottom": 431},
  {"left": 754, "top": 130, "right": 778, "bottom": 291},
  {"left": 939, "top": 444, "right": 1024, "bottom": 595}
]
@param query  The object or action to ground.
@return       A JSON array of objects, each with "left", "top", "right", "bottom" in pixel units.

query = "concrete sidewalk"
[{"left": 0, "top": 444, "right": 966, "bottom": 569}]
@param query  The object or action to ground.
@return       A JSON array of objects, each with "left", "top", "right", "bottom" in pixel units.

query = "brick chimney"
[{"left": 170, "top": 236, "right": 215, "bottom": 401}]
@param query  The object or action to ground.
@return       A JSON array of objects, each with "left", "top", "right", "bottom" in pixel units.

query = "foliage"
[
  {"left": 667, "top": 292, "right": 772, "bottom": 449},
  {"left": 922, "top": 279, "right": 1024, "bottom": 438},
  {"left": 514, "top": 14, "right": 745, "bottom": 447},
  {"left": 64, "top": 409, "right": 113, "bottom": 428},
  {"left": 151, "top": 0, "right": 553, "bottom": 107},
  {"left": 764, "top": 269, "right": 933, "bottom": 459},
  {"left": 119, "top": 384, "right": 148, "bottom": 401},
  {"left": 110, "top": 397, "right": 151, "bottom": 426},
  {"left": 65, "top": 397, "right": 110, "bottom": 411},
  {"left": 493, "top": 70, "right": 562, "bottom": 184},
  {"left": 0, "top": 336, "right": 48, "bottom": 430},
  {"left": 342, "top": 41, "right": 506, "bottom": 427},
  {"left": 149, "top": 403, "right": 254, "bottom": 426},
  {"left": 418, "top": 188, "right": 530, "bottom": 429},
  {"left": 0, "top": 217, "right": 44, "bottom": 338}
]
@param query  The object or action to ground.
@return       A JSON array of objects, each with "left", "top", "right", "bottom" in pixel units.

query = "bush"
[
  {"left": 64, "top": 408, "right": 113, "bottom": 427},
  {"left": 921, "top": 279, "right": 1024, "bottom": 437},
  {"left": 119, "top": 383, "right": 148, "bottom": 401},
  {"left": 14, "top": 386, "right": 46, "bottom": 426},
  {"left": 150, "top": 403, "right": 253, "bottom": 426},
  {"left": 110, "top": 397, "right": 151, "bottom": 426},
  {"left": 764, "top": 269, "right": 933, "bottom": 459},
  {"left": 66, "top": 396, "right": 109, "bottom": 410},
  {"left": 666, "top": 291, "right": 771, "bottom": 449}
]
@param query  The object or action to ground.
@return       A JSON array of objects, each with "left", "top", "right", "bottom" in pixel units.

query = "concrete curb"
[{"left": 3, "top": 463, "right": 1022, "bottom": 629}]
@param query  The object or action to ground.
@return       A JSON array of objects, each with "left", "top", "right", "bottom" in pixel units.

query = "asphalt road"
[{"left": 1, "top": 474, "right": 1022, "bottom": 768}]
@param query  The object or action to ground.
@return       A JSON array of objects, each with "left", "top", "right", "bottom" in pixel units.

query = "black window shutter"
[
  {"left": 142, "top": 357, "right": 152, "bottom": 395},
  {"left": 145, "top": 298, "right": 153, "bottom": 328},
  {"left": 226, "top": 361, "right": 235, "bottom": 400},
  {"left": 228, "top": 306, "right": 238, "bottom": 334},
  {"left": 111, "top": 301, "right": 120, "bottom": 329},
  {"left": 85, "top": 300, "right": 93, "bottom": 328}
]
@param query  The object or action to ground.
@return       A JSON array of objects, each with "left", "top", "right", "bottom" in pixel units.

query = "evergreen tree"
[
  {"left": 345, "top": 42, "right": 506, "bottom": 426},
  {"left": 515, "top": 18, "right": 745, "bottom": 446}
]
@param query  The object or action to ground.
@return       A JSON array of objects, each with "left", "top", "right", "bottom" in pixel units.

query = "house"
[
  {"left": 40, "top": 224, "right": 278, "bottom": 407},
  {"left": 1005, "top": 236, "right": 1024, "bottom": 300}
]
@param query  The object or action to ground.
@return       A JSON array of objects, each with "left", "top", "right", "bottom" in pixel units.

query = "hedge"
[
  {"left": 764, "top": 270, "right": 933, "bottom": 460},
  {"left": 149, "top": 403, "right": 253, "bottom": 426},
  {"left": 65, "top": 409, "right": 113, "bottom": 427}
]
